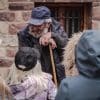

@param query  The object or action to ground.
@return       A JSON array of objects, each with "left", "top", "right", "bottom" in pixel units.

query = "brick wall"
[
  {"left": 0, "top": 0, "right": 34, "bottom": 68},
  {"left": 0, "top": 0, "right": 100, "bottom": 69},
  {"left": 92, "top": 1, "right": 100, "bottom": 29}
]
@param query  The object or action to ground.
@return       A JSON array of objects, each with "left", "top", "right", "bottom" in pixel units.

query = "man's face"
[
  {"left": 29, "top": 23, "right": 45, "bottom": 35},
  {"left": 29, "top": 23, "right": 51, "bottom": 38}
]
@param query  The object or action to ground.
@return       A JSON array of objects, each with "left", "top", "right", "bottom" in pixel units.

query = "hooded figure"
[
  {"left": 55, "top": 30, "right": 100, "bottom": 100},
  {"left": 17, "top": 6, "right": 68, "bottom": 84},
  {"left": 7, "top": 47, "right": 56, "bottom": 100}
]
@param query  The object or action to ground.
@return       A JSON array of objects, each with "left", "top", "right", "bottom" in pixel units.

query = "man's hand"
[
  {"left": 49, "top": 38, "right": 57, "bottom": 49},
  {"left": 39, "top": 32, "right": 51, "bottom": 46},
  {"left": 39, "top": 32, "right": 57, "bottom": 49}
]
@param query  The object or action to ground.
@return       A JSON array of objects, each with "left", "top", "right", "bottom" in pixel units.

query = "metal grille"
[
  {"left": 65, "top": 7, "right": 83, "bottom": 37},
  {"left": 50, "top": 7, "right": 83, "bottom": 37}
]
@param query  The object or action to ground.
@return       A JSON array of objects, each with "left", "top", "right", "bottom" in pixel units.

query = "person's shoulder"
[
  {"left": 60, "top": 77, "right": 69, "bottom": 85},
  {"left": 17, "top": 26, "right": 28, "bottom": 36},
  {"left": 61, "top": 76, "right": 83, "bottom": 88},
  {"left": 61, "top": 76, "right": 78, "bottom": 85},
  {"left": 22, "top": 75, "right": 37, "bottom": 85},
  {"left": 43, "top": 73, "right": 52, "bottom": 80},
  {"left": 52, "top": 18, "right": 59, "bottom": 24},
  {"left": 51, "top": 18, "right": 60, "bottom": 27},
  {"left": 17, "top": 29, "right": 24, "bottom": 36}
]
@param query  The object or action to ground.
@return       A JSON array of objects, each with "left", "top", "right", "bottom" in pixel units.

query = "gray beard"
[
  {"left": 29, "top": 28, "right": 48, "bottom": 38},
  {"left": 29, "top": 32, "right": 42, "bottom": 38}
]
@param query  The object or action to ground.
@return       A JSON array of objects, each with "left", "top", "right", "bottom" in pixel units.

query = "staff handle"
[{"left": 49, "top": 45, "right": 58, "bottom": 87}]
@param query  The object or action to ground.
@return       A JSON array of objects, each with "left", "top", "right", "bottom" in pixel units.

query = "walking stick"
[{"left": 49, "top": 44, "right": 58, "bottom": 87}]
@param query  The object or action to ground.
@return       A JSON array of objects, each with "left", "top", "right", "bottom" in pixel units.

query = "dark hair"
[{"left": 15, "top": 47, "right": 40, "bottom": 71}]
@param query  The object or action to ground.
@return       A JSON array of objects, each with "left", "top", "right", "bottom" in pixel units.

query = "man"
[
  {"left": 17, "top": 6, "right": 68, "bottom": 84},
  {"left": 55, "top": 30, "right": 100, "bottom": 100}
]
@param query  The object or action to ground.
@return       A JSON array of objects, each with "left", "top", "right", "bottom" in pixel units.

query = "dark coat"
[
  {"left": 55, "top": 30, "right": 100, "bottom": 100},
  {"left": 17, "top": 18, "right": 68, "bottom": 83}
]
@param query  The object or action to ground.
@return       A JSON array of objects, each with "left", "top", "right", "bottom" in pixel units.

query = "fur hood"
[{"left": 63, "top": 32, "right": 83, "bottom": 76}]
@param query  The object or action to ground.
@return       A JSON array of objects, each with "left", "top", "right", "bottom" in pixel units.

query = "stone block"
[
  {"left": 0, "top": 21, "right": 9, "bottom": 34},
  {"left": 6, "top": 47, "right": 18, "bottom": 57},
  {"left": 92, "top": 20, "right": 100, "bottom": 29},
  {"left": 9, "top": 23, "right": 27, "bottom": 34},
  {"left": 92, "top": 6, "right": 100, "bottom": 20},
  {"left": 0, "top": 11, "right": 15, "bottom": 21},
  {"left": 93, "top": 0, "right": 100, "bottom": 2},
  {"left": 33, "top": 0, "right": 45, "bottom": 2},
  {"left": 9, "top": 2, "right": 34, "bottom": 10},
  {"left": 0, "top": 35, "right": 18, "bottom": 47},
  {"left": 22, "top": 11, "right": 31, "bottom": 21},
  {"left": 0, "top": 58, "right": 13, "bottom": 67},
  {"left": 0, "top": 47, "right": 6, "bottom": 58},
  {"left": 93, "top": 2, "right": 100, "bottom": 7},
  {"left": 15, "top": 11, "right": 23, "bottom": 22},
  {"left": 0, "top": 0, "right": 8, "bottom": 10},
  {"left": 55, "top": 0, "right": 93, "bottom": 2},
  {"left": 9, "top": 0, "right": 31, "bottom": 2}
]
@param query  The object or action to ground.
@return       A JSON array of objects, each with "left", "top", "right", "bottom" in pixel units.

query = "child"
[{"left": 8, "top": 47, "right": 56, "bottom": 100}]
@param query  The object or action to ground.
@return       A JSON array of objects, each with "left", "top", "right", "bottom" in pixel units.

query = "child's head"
[
  {"left": 14, "top": 47, "right": 48, "bottom": 92},
  {"left": 15, "top": 47, "right": 40, "bottom": 71}
]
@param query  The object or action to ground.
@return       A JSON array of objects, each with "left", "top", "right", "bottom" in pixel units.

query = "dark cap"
[
  {"left": 15, "top": 47, "right": 40, "bottom": 71},
  {"left": 28, "top": 6, "right": 51, "bottom": 25}
]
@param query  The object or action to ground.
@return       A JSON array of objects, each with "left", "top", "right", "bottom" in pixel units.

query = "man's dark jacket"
[
  {"left": 55, "top": 30, "right": 100, "bottom": 100},
  {"left": 17, "top": 18, "right": 68, "bottom": 83}
]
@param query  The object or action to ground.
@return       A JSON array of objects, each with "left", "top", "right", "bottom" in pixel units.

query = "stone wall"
[
  {"left": 92, "top": 1, "right": 100, "bottom": 29},
  {"left": 0, "top": 0, "right": 34, "bottom": 68},
  {"left": 0, "top": 0, "right": 100, "bottom": 69}
]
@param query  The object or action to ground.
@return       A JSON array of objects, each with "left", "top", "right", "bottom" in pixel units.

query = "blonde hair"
[
  {"left": 0, "top": 77, "right": 12, "bottom": 100},
  {"left": 6, "top": 61, "right": 49, "bottom": 93}
]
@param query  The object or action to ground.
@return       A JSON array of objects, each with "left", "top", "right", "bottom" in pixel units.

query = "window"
[{"left": 35, "top": 3, "right": 92, "bottom": 37}]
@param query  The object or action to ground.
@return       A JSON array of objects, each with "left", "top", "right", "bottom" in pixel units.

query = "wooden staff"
[{"left": 49, "top": 44, "right": 58, "bottom": 87}]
